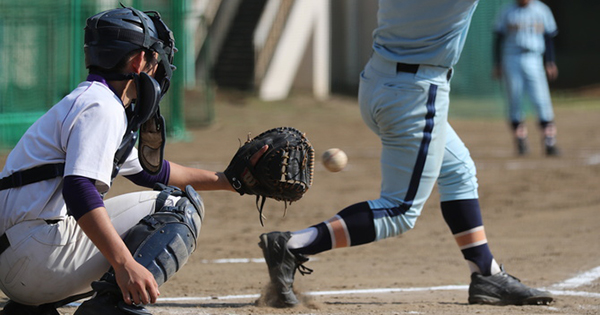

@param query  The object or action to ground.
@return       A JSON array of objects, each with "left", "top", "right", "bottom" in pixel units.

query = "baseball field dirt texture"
[{"left": 1, "top": 92, "right": 599, "bottom": 314}]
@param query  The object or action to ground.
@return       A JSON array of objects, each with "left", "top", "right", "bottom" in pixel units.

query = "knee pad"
[{"left": 121, "top": 184, "right": 205, "bottom": 286}]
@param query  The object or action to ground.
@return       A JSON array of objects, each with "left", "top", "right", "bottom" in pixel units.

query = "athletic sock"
[
  {"left": 441, "top": 199, "right": 497, "bottom": 276},
  {"left": 289, "top": 202, "right": 375, "bottom": 256}
]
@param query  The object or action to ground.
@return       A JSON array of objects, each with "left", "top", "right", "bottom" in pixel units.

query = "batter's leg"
[
  {"left": 257, "top": 56, "right": 452, "bottom": 307},
  {"left": 437, "top": 124, "right": 500, "bottom": 276}
]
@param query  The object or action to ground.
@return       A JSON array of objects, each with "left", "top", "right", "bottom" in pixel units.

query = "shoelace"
[
  {"left": 498, "top": 265, "right": 522, "bottom": 283},
  {"left": 297, "top": 263, "right": 313, "bottom": 276},
  {"left": 508, "top": 273, "right": 521, "bottom": 281}
]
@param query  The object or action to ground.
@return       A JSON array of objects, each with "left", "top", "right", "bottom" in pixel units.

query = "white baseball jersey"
[{"left": 0, "top": 81, "right": 143, "bottom": 234}]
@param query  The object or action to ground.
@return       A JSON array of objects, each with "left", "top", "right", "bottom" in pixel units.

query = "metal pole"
[
  {"left": 169, "top": 0, "right": 187, "bottom": 140},
  {"left": 70, "top": 0, "right": 82, "bottom": 89}
]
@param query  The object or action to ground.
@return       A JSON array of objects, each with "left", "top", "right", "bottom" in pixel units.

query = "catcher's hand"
[{"left": 224, "top": 127, "right": 315, "bottom": 225}]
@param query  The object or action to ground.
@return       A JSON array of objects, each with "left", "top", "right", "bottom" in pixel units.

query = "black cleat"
[
  {"left": 258, "top": 231, "right": 312, "bottom": 307},
  {"left": 544, "top": 136, "right": 560, "bottom": 157},
  {"left": 468, "top": 266, "right": 553, "bottom": 306},
  {"left": 2, "top": 300, "right": 59, "bottom": 315},
  {"left": 545, "top": 145, "right": 560, "bottom": 157},
  {"left": 517, "top": 137, "right": 529, "bottom": 156},
  {"left": 74, "top": 280, "right": 151, "bottom": 315}
]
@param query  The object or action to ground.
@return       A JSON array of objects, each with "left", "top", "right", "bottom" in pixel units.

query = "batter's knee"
[
  {"left": 369, "top": 198, "right": 419, "bottom": 240},
  {"left": 437, "top": 159, "right": 479, "bottom": 202}
]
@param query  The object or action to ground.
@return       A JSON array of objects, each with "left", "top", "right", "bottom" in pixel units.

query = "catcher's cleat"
[
  {"left": 468, "top": 266, "right": 553, "bottom": 306},
  {"left": 2, "top": 300, "right": 59, "bottom": 315},
  {"left": 73, "top": 281, "right": 151, "bottom": 315},
  {"left": 258, "top": 231, "right": 313, "bottom": 307}
]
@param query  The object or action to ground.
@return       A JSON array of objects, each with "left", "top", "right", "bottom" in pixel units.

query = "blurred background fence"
[
  {"left": 0, "top": 0, "right": 598, "bottom": 149},
  {"left": 0, "top": 0, "right": 214, "bottom": 148}
]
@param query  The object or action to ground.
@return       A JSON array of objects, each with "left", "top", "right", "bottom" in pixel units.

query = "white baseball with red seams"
[{"left": 321, "top": 148, "right": 347, "bottom": 172}]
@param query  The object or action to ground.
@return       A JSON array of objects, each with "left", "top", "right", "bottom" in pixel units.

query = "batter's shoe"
[
  {"left": 544, "top": 136, "right": 560, "bottom": 157},
  {"left": 468, "top": 266, "right": 554, "bottom": 305},
  {"left": 517, "top": 137, "right": 529, "bottom": 156},
  {"left": 258, "top": 231, "right": 313, "bottom": 308},
  {"left": 545, "top": 145, "right": 560, "bottom": 157}
]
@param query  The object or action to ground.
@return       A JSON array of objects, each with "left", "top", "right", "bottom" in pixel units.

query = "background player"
[
  {"left": 493, "top": 0, "right": 560, "bottom": 156},
  {"left": 258, "top": 0, "right": 554, "bottom": 307},
  {"left": 0, "top": 7, "right": 266, "bottom": 315}
]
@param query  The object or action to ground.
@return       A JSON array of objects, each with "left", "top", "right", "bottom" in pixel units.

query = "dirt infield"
[{"left": 1, "top": 93, "right": 599, "bottom": 314}]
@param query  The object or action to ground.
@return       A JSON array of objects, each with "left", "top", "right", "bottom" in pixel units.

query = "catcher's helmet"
[
  {"left": 85, "top": 7, "right": 176, "bottom": 176},
  {"left": 84, "top": 6, "right": 176, "bottom": 95}
]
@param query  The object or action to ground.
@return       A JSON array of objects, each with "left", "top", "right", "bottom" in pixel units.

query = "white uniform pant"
[
  {"left": 359, "top": 53, "right": 479, "bottom": 240},
  {"left": 502, "top": 52, "right": 555, "bottom": 124},
  {"left": 0, "top": 190, "right": 174, "bottom": 305}
]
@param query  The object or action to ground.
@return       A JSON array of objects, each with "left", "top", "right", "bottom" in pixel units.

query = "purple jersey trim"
[
  {"left": 86, "top": 74, "right": 118, "bottom": 95},
  {"left": 63, "top": 175, "right": 105, "bottom": 220},
  {"left": 124, "top": 160, "right": 171, "bottom": 188}
]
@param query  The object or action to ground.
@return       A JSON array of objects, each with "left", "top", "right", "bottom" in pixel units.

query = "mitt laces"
[
  {"left": 256, "top": 195, "right": 268, "bottom": 226},
  {"left": 255, "top": 196, "right": 291, "bottom": 227}
]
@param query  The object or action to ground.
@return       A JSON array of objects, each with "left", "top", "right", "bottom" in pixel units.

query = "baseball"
[{"left": 322, "top": 148, "right": 348, "bottom": 172}]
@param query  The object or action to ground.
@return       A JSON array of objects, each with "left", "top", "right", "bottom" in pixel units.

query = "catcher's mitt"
[{"left": 224, "top": 127, "right": 315, "bottom": 225}]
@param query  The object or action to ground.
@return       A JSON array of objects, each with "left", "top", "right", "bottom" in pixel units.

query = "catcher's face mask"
[{"left": 127, "top": 7, "right": 176, "bottom": 175}]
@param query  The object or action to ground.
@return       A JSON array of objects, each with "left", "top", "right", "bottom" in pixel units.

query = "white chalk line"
[
  {"left": 153, "top": 263, "right": 600, "bottom": 303},
  {"left": 201, "top": 258, "right": 265, "bottom": 264},
  {"left": 200, "top": 257, "right": 319, "bottom": 264},
  {"left": 67, "top": 263, "right": 600, "bottom": 307},
  {"left": 154, "top": 286, "right": 600, "bottom": 304},
  {"left": 548, "top": 265, "right": 600, "bottom": 289}
]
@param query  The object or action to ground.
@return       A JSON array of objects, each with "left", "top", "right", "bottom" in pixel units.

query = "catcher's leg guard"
[
  {"left": 123, "top": 184, "right": 204, "bottom": 286},
  {"left": 74, "top": 184, "right": 205, "bottom": 315}
]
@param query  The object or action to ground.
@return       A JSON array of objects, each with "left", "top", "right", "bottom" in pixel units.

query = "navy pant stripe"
[{"left": 399, "top": 84, "right": 438, "bottom": 212}]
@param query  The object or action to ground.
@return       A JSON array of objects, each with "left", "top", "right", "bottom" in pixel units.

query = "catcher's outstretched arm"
[{"left": 167, "top": 145, "right": 268, "bottom": 192}]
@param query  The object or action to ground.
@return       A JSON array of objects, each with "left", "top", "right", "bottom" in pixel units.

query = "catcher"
[{"left": 0, "top": 6, "right": 313, "bottom": 315}]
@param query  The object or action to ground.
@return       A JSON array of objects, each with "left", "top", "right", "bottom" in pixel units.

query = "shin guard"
[{"left": 75, "top": 184, "right": 205, "bottom": 315}]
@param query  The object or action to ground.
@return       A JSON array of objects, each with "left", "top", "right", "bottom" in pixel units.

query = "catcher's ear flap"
[{"left": 139, "top": 113, "right": 166, "bottom": 175}]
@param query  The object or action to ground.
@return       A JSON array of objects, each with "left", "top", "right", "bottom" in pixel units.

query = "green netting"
[
  {"left": 452, "top": 0, "right": 512, "bottom": 98},
  {"left": 0, "top": 0, "right": 214, "bottom": 149},
  {"left": 0, "top": 111, "right": 45, "bottom": 147}
]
